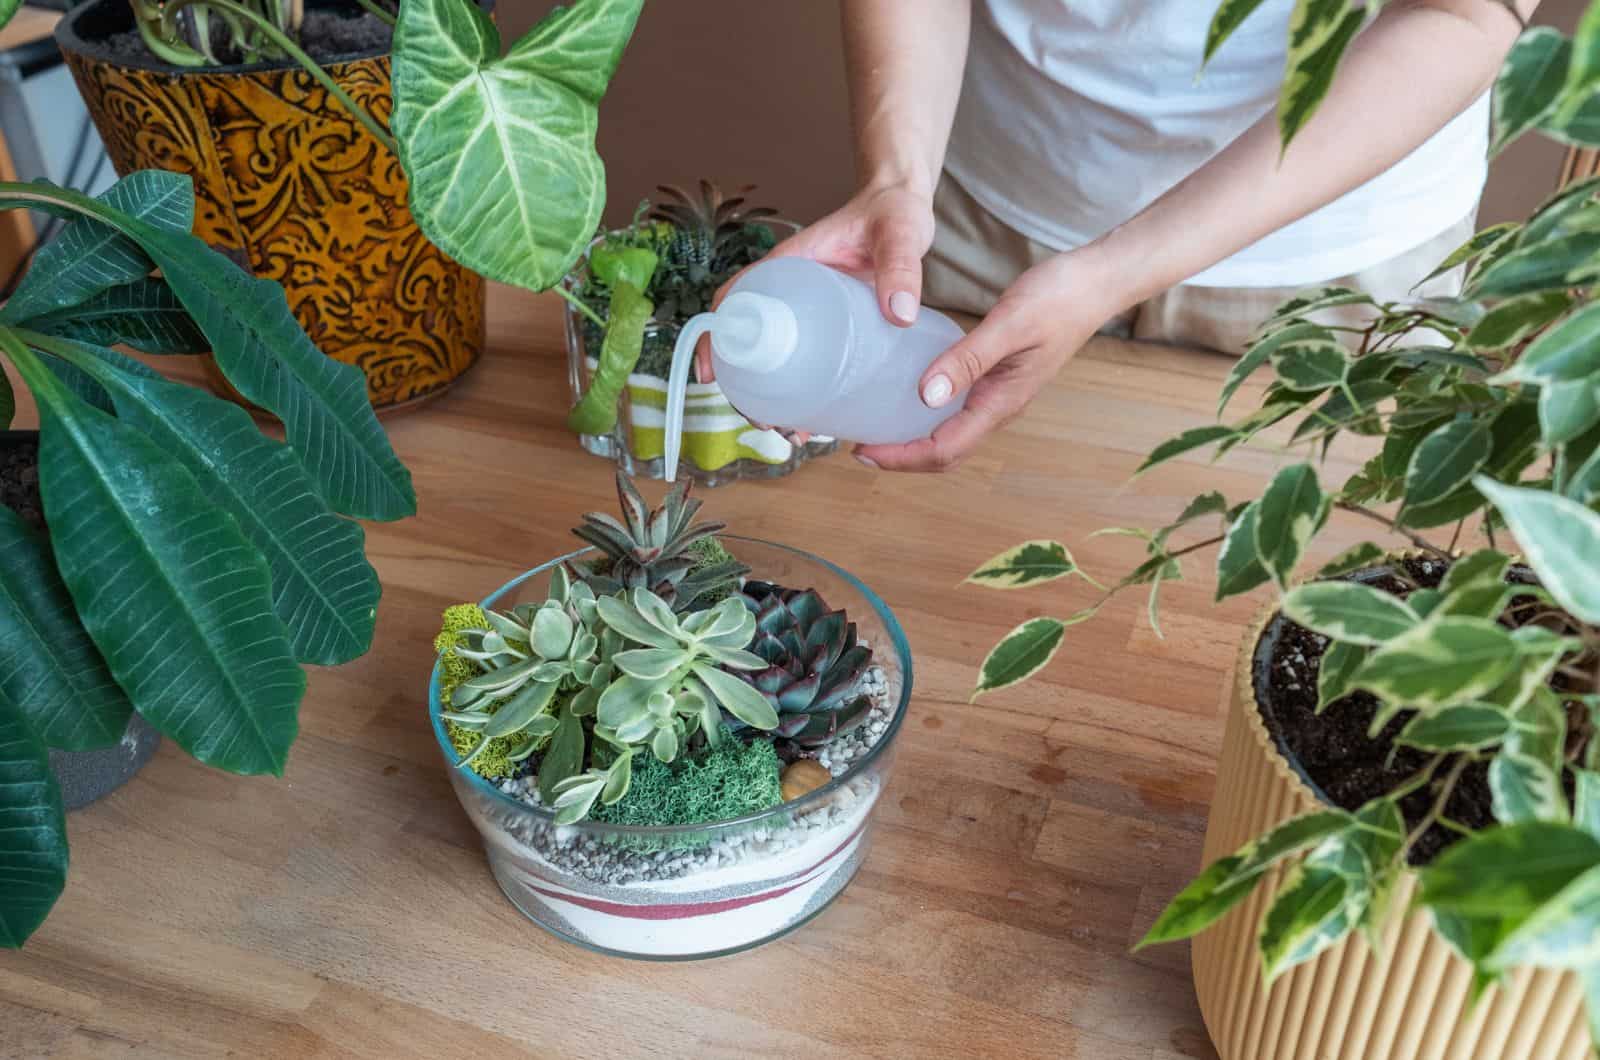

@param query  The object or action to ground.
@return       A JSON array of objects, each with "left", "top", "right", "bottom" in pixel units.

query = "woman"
[{"left": 726, "top": 0, "right": 1535, "bottom": 472}]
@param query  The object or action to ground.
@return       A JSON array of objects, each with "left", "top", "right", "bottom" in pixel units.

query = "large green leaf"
[
  {"left": 0, "top": 171, "right": 191, "bottom": 325},
  {"left": 1136, "top": 424, "right": 1236, "bottom": 475},
  {"left": 1541, "top": 379, "right": 1600, "bottom": 448},
  {"left": 1281, "top": 581, "right": 1419, "bottom": 646},
  {"left": 1258, "top": 858, "right": 1355, "bottom": 982},
  {"left": 0, "top": 696, "right": 67, "bottom": 947},
  {"left": 1476, "top": 477, "right": 1600, "bottom": 624},
  {"left": 0, "top": 507, "right": 132, "bottom": 750},
  {"left": 25, "top": 279, "right": 207, "bottom": 355},
  {"left": 965, "top": 540, "right": 1080, "bottom": 590},
  {"left": 1271, "top": 340, "right": 1348, "bottom": 393},
  {"left": 1490, "top": 689, "right": 1569, "bottom": 825},
  {"left": 1220, "top": 323, "right": 1333, "bottom": 415},
  {"left": 13, "top": 347, "right": 304, "bottom": 775},
  {"left": 67, "top": 345, "right": 380, "bottom": 665},
  {"left": 1137, "top": 854, "right": 1259, "bottom": 947},
  {"left": 1469, "top": 231, "right": 1600, "bottom": 298},
  {"left": 390, "top": 0, "right": 644, "bottom": 290},
  {"left": 1467, "top": 291, "right": 1572, "bottom": 351},
  {"left": 1397, "top": 704, "right": 1510, "bottom": 752},
  {"left": 1488, "top": 862, "right": 1600, "bottom": 970},
  {"left": 0, "top": 180, "right": 415, "bottom": 522},
  {"left": 1418, "top": 222, "right": 1521, "bottom": 289},
  {"left": 1493, "top": 28, "right": 1572, "bottom": 154},
  {"left": 1277, "top": 0, "right": 1366, "bottom": 149}
]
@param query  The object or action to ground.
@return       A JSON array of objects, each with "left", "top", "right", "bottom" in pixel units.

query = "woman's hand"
[
  {"left": 855, "top": 247, "right": 1122, "bottom": 472},
  {"left": 695, "top": 180, "right": 935, "bottom": 384}
]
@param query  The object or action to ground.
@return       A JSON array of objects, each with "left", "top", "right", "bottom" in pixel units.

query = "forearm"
[
  {"left": 1088, "top": 0, "right": 1537, "bottom": 310},
  {"left": 840, "top": 0, "right": 971, "bottom": 197}
]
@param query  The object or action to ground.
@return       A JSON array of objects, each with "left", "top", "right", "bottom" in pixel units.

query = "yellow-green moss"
[
  {"left": 435, "top": 602, "right": 489, "bottom": 706},
  {"left": 444, "top": 718, "right": 520, "bottom": 780}
]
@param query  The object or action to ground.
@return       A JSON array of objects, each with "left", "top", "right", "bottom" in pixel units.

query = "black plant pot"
[{"left": 1, "top": 429, "right": 161, "bottom": 809}]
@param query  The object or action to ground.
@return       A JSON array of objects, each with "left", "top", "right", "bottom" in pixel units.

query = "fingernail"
[
  {"left": 922, "top": 374, "right": 953, "bottom": 408},
  {"left": 889, "top": 291, "right": 918, "bottom": 324},
  {"left": 854, "top": 453, "right": 880, "bottom": 470}
]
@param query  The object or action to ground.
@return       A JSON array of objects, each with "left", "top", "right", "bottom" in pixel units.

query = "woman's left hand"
[{"left": 855, "top": 247, "right": 1123, "bottom": 473}]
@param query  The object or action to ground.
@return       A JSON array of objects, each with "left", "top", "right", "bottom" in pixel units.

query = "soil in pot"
[
  {"left": 92, "top": 8, "right": 391, "bottom": 67},
  {"left": 0, "top": 436, "right": 43, "bottom": 532},
  {"left": 1259, "top": 556, "right": 1579, "bottom": 867}
]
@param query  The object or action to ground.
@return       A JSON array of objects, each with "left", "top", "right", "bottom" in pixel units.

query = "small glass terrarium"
[{"left": 562, "top": 183, "right": 838, "bottom": 486}]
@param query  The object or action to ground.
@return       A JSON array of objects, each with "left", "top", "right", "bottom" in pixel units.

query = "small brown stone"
[{"left": 781, "top": 759, "right": 832, "bottom": 801}]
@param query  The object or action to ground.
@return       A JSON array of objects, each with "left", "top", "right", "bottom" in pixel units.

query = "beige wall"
[{"left": 505, "top": 1, "right": 1580, "bottom": 234}]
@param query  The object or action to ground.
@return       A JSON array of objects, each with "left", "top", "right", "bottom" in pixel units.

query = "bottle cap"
[{"left": 711, "top": 291, "right": 797, "bottom": 371}]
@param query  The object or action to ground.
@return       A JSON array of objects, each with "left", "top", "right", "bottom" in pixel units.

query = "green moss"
[
  {"left": 591, "top": 734, "right": 782, "bottom": 827},
  {"left": 443, "top": 718, "right": 521, "bottom": 780},
  {"left": 685, "top": 536, "right": 740, "bottom": 608},
  {"left": 435, "top": 603, "right": 489, "bottom": 705}
]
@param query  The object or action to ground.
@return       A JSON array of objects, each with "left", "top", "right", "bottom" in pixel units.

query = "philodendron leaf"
[
  {"left": 390, "top": 0, "right": 644, "bottom": 290},
  {"left": 965, "top": 540, "right": 1079, "bottom": 589},
  {"left": 0, "top": 171, "right": 191, "bottom": 326},
  {"left": 1216, "top": 501, "right": 1271, "bottom": 600},
  {"left": 1402, "top": 419, "right": 1493, "bottom": 514},
  {"left": 1476, "top": 477, "right": 1600, "bottom": 624},
  {"left": 0, "top": 507, "right": 132, "bottom": 750},
  {"left": 1276, "top": 0, "right": 1367, "bottom": 149},
  {"left": 0, "top": 696, "right": 67, "bottom": 947},
  {"left": 73, "top": 351, "right": 380, "bottom": 665},
  {"left": 1354, "top": 617, "right": 1519, "bottom": 711},
  {"left": 14, "top": 347, "right": 303, "bottom": 775},
  {"left": 1419, "top": 820, "right": 1600, "bottom": 919},
  {"left": 974, "top": 616, "right": 1067, "bottom": 698},
  {"left": 24, "top": 278, "right": 207, "bottom": 355},
  {"left": 1254, "top": 463, "right": 1327, "bottom": 587},
  {"left": 1397, "top": 704, "right": 1510, "bottom": 751},
  {"left": 1492, "top": 28, "right": 1572, "bottom": 154},
  {"left": 1281, "top": 581, "right": 1419, "bottom": 646}
]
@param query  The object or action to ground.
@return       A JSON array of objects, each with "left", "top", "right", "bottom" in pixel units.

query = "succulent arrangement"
[
  {"left": 435, "top": 473, "right": 880, "bottom": 827},
  {"left": 966, "top": 0, "right": 1600, "bottom": 1045}
]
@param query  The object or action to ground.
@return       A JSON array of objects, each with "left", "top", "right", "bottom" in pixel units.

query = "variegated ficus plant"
[{"left": 969, "top": 0, "right": 1600, "bottom": 1044}]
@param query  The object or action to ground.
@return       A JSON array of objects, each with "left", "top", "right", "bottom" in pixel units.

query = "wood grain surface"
[{"left": 0, "top": 285, "right": 1388, "bottom": 1059}]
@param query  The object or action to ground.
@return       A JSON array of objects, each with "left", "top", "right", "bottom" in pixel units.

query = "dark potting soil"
[
  {"left": 1259, "top": 556, "right": 1570, "bottom": 868},
  {"left": 97, "top": 11, "right": 392, "bottom": 69},
  {"left": 0, "top": 438, "right": 43, "bottom": 532}
]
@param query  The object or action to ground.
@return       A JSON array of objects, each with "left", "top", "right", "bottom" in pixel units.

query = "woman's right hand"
[{"left": 695, "top": 180, "right": 935, "bottom": 384}]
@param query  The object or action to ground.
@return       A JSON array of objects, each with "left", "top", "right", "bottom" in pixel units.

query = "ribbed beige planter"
[{"left": 1192, "top": 606, "right": 1590, "bottom": 1060}]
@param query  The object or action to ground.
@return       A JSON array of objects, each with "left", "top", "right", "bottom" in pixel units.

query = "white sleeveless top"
[{"left": 942, "top": 0, "right": 1489, "bottom": 287}]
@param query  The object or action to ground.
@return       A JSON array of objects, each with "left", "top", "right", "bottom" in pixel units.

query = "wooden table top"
[{"left": 0, "top": 285, "right": 1384, "bottom": 1059}]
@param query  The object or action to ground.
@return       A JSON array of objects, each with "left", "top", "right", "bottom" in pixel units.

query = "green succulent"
[
  {"left": 735, "top": 582, "right": 873, "bottom": 746},
  {"left": 439, "top": 566, "right": 616, "bottom": 774},
  {"left": 570, "top": 472, "right": 746, "bottom": 611}
]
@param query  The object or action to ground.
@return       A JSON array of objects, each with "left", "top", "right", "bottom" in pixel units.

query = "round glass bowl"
[
  {"left": 429, "top": 538, "right": 912, "bottom": 960},
  {"left": 561, "top": 232, "right": 839, "bottom": 487}
]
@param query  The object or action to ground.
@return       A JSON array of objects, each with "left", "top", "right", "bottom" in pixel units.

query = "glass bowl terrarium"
[
  {"left": 428, "top": 478, "right": 909, "bottom": 959},
  {"left": 562, "top": 182, "right": 838, "bottom": 486}
]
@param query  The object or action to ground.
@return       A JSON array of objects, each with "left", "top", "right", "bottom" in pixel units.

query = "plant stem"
[
  {"left": 1335, "top": 501, "right": 1453, "bottom": 561},
  {"left": 352, "top": 0, "right": 396, "bottom": 27},
  {"left": 557, "top": 285, "right": 606, "bottom": 329},
  {"left": 164, "top": 0, "right": 400, "bottom": 156},
  {"left": 1399, "top": 753, "right": 1474, "bottom": 865}
]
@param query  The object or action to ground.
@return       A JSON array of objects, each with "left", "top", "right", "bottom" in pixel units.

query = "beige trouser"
[{"left": 922, "top": 173, "right": 1475, "bottom": 355}]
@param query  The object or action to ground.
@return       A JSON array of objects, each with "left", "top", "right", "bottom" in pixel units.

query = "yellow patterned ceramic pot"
[
  {"left": 55, "top": 0, "right": 484, "bottom": 409},
  {"left": 1192, "top": 595, "right": 1588, "bottom": 1060}
]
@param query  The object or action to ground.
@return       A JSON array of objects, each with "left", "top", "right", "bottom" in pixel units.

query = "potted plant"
[
  {"left": 54, "top": 0, "right": 488, "bottom": 408},
  {"left": 563, "top": 182, "right": 840, "bottom": 484},
  {"left": 429, "top": 472, "right": 908, "bottom": 958},
  {"left": 965, "top": 4, "right": 1600, "bottom": 1056},
  {"left": 0, "top": 168, "right": 415, "bottom": 946}
]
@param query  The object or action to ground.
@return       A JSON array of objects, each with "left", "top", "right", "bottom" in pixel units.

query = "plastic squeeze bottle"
[{"left": 663, "top": 257, "right": 966, "bottom": 480}]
